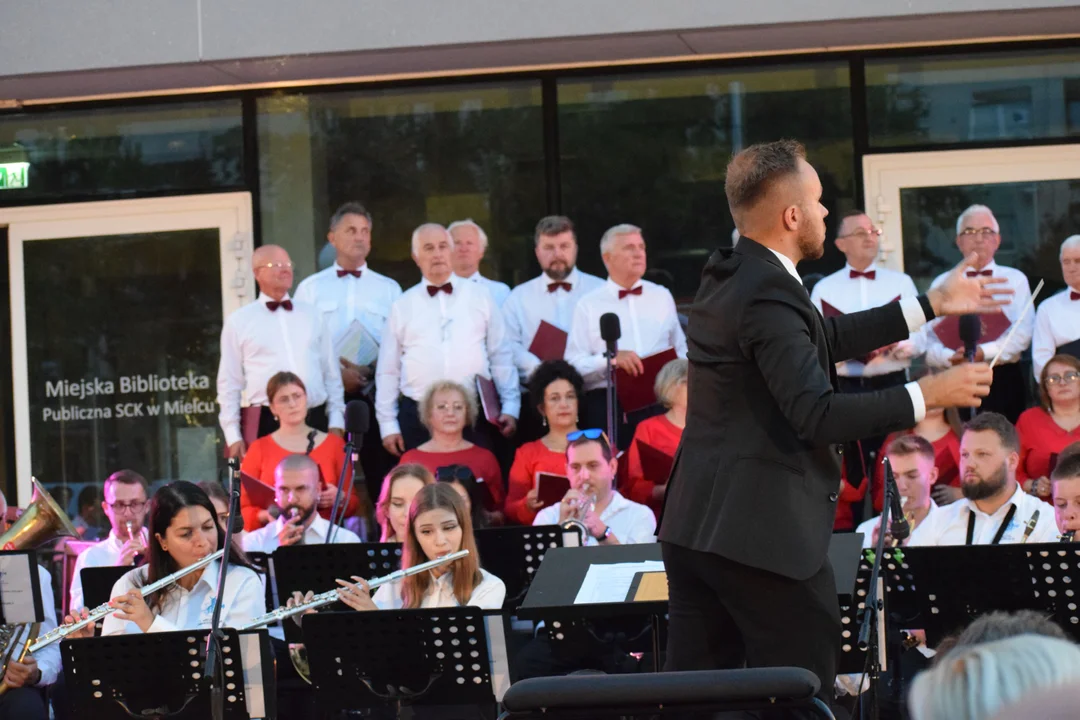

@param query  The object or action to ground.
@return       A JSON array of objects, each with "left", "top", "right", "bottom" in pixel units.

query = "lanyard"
[{"left": 966, "top": 504, "right": 1017, "bottom": 546}]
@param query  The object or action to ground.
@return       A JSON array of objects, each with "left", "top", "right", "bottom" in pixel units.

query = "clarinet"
[{"left": 1061, "top": 530, "right": 1076, "bottom": 543}]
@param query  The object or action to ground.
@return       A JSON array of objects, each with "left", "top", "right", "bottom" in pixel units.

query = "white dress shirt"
[
  {"left": 101, "top": 560, "right": 266, "bottom": 635},
  {"left": 294, "top": 262, "right": 403, "bottom": 349},
  {"left": 372, "top": 567, "right": 506, "bottom": 610},
  {"left": 462, "top": 271, "right": 511, "bottom": 307},
  {"left": 69, "top": 527, "right": 150, "bottom": 611},
  {"left": 907, "top": 482, "right": 1058, "bottom": 546},
  {"left": 240, "top": 513, "right": 362, "bottom": 553},
  {"left": 1032, "top": 286, "right": 1080, "bottom": 379},
  {"left": 810, "top": 263, "right": 920, "bottom": 377},
  {"left": 503, "top": 267, "right": 606, "bottom": 381},
  {"left": 566, "top": 279, "right": 688, "bottom": 391},
  {"left": 33, "top": 565, "right": 61, "bottom": 687},
  {"left": 217, "top": 293, "right": 345, "bottom": 446},
  {"left": 375, "top": 275, "right": 520, "bottom": 437},
  {"left": 855, "top": 500, "right": 939, "bottom": 548},
  {"left": 763, "top": 246, "right": 929, "bottom": 422},
  {"left": 533, "top": 490, "right": 656, "bottom": 545},
  {"left": 918, "top": 261, "right": 1033, "bottom": 368}
]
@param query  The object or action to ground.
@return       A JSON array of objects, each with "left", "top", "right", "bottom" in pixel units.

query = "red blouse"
[
  {"left": 834, "top": 463, "right": 868, "bottom": 531},
  {"left": 399, "top": 445, "right": 505, "bottom": 510},
  {"left": 504, "top": 440, "right": 569, "bottom": 526},
  {"left": 872, "top": 429, "right": 961, "bottom": 511},
  {"left": 1017, "top": 407, "right": 1080, "bottom": 484},
  {"left": 625, "top": 414, "right": 683, "bottom": 519},
  {"left": 239, "top": 433, "right": 357, "bottom": 531}
]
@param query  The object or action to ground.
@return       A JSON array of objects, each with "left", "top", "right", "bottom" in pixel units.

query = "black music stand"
[
  {"left": 0, "top": 549, "right": 44, "bottom": 625},
  {"left": 475, "top": 525, "right": 580, "bottom": 611},
  {"left": 302, "top": 608, "right": 498, "bottom": 719},
  {"left": 81, "top": 566, "right": 130, "bottom": 608},
  {"left": 61, "top": 628, "right": 275, "bottom": 720}
]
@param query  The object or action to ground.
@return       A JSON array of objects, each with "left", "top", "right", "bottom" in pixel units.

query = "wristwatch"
[{"left": 594, "top": 525, "right": 612, "bottom": 542}]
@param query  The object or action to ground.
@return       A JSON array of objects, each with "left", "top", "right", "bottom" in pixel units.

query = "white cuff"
[
  {"left": 899, "top": 297, "right": 928, "bottom": 333},
  {"left": 904, "top": 381, "right": 926, "bottom": 423},
  {"left": 224, "top": 425, "right": 242, "bottom": 447}
]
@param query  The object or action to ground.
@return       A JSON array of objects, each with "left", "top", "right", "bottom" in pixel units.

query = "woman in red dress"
[
  {"left": 503, "top": 361, "right": 583, "bottom": 525},
  {"left": 1017, "top": 354, "right": 1080, "bottom": 500},
  {"left": 625, "top": 358, "right": 687, "bottom": 519}
]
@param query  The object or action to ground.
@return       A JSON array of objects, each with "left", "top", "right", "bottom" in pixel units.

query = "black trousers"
[
  {"left": 347, "top": 391, "right": 398, "bottom": 514},
  {"left": 980, "top": 361, "right": 1028, "bottom": 424},
  {"left": 255, "top": 402, "right": 329, "bottom": 438},
  {"left": 661, "top": 542, "right": 841, "bottom": 714},
  {"left": 0, "top": 687, "right": 46, "bottom": 720}
]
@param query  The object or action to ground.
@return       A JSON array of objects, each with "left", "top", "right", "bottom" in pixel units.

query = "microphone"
[
  {"left": 345, "top": 400, "right": 370, "bottom": 448},
  {"left": 600, "top": 313, "right": 621, "bottom": 356},
  {"left": 327, "top": 400, "right": 369, "bottom": 543},
  {"left": 959, "top": 314, "right": 981, "bottom": 362},
  {"left": 883, "top": 457, "right": 910, "bottom": 543},
  {"left": 225, "top": 457, "right": 245, "bottom": 534}
]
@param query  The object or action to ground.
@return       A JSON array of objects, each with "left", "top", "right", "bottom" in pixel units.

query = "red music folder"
[
  {"left": 616, "top": 348, "right": 679, "bottom": 413},
  {"left": 932, "top": 312, "right": 1010, "bottom": 351},
  {"left": 636, "top": 440, "right": 675, "bottom": 484},
  {"left": 475, "top": 375, "right": 502, "bottom": 425},
  {"left": 528, "top": 321, "right": 569, "bottom": 363},
  {"left": 241, "top": 471, "right": 275, "bottom": 507},
  {"left": 820, "top": 297, "right": 900, "bottom": 364},
  {"left": 535, "top": 472, "right": 570, "bottom": 509}
]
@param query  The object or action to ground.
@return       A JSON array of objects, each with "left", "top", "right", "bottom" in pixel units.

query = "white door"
[{"left": 1, "top": 193, "right": 254, "bottom": 505}]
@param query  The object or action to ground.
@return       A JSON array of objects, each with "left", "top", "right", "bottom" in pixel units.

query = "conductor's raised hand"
[
  {"left": 926, "top": 252, "right": 1012, "bottom": 316},
  {"left": 917, "top": 362, "right": 993, "bottom": 409}
]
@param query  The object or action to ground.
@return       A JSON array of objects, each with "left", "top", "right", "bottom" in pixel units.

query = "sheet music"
[
  {"left": 0, "top": 553, "right": 40, "bottom": 623},
  {"left": 573, "top": 561, "right": 666, "bottom": 605},
  {"left": 335, "top": 319, "right": 380, "bottom": 366}
]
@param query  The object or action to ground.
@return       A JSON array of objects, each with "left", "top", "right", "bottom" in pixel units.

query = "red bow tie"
[
  {"left": 966, "top": 270, "right": 993, "bottom": 277},
  {"left": 427, "top": 283, "right": 453, "bottom": 297},
  {"left": 266, "top": 299, "right": 293, "bottom": 312},
  {"left": 850, "top": 270, "right": 876, "bottom": 280},
  {"left": 337, "top": 269, "right": 362, "bottom": 278},
  {"left": 1071, "top": 291, "right": 1080, "bottom": 301},
  {"left": 618, "top": 286, "right": 643, "bottom": 299},
  {"left": 548, "top": 282, "right": 572, "bottom": 293}
]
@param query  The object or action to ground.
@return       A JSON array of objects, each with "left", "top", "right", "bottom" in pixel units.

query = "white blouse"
[{"left": 372, "top": 567, "right": 505, "bottom": 610}]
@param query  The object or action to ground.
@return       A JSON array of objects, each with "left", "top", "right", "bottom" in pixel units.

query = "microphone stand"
[
  {"left": 205, "top": 457, "right": 241, "bottom": 720},
  {"left": 605, "top": 341, "right": 619, "bottom": 457},
  {"left": 326, "top": 438, "right": 354, "bottom": 544},
  {"left": 857, "top": 456, "right": 896, "bottom": 720}
]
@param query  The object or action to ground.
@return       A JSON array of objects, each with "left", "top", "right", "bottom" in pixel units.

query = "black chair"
[{"left": 498, "top": 667, "right": 836, "bottom": 719}]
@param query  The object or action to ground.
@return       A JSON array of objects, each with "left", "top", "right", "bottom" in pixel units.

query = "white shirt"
[
  {"left": 763, "top": 246, "right": 928, "bottom": 422},
  {"left": 503, "top": 267, "right": 606, "bottom": 381},
  {"left": 240, "top": 513, "right": 362, "bottom": 554},
  {"left": 1032, "top": 286, "right": 1080, "bottom": 379},
  {"left": 533, "top": 490, "right": 656, "bottom": 546},
  {"left": 375, "top": 275, "right": 520, "bottom": 437},
  {"left": 918, "top": 261, "right": 1033, "bottom": 368},
  {"left": 294, "top": 262, "right": 403, "bottom": 349},
  {"left": 101, "top": 560, "right": 265, "bottom": 636},
  {"left": 372, "top": 567, "right": 506, "bottom": 610},
  {"left": 810, "top": 263, "right": 920, "bottom": 377},
  {"left": 566, "top": 278, "right": 688, "bottom": 391},
  {"left": 69, "top": 527, "right": 150, "bottom": 611},
  {"left": 462, "top": 271, "right": 511, "bottom": 307},
  {"left": 216, "top": 293, "right": 345, "bottom": 446},
  {"left": 907, "top": 482, "right": 1058, "bottom": 546},
  {"left": 34, "top": 565, "right": 61, "bottom": 687},
  {"left": 855, "top": 500, "right": 939, "bottom": 548}
]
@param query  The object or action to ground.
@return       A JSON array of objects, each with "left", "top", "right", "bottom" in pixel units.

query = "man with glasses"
[
  {"left": 920, "top": 204, "right": 1034, "bottom": 422},
  {"left": 217, "top": 244, "right": 345, "bottom": 460},
  {"left": 532, "top": 429, "right": 655, "bottom": 545},
  {"left": 68, "top": 470, "right": 150, "bottom": 611},
  {"left": 1032, "top": 235, "right": 1080, "bottom": 380}
]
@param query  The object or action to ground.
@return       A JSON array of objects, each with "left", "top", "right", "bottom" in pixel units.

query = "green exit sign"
[{"left": 0, "top": 162, "right": 29, "bottom": 190}]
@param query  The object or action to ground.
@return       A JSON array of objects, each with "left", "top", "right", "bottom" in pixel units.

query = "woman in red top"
[
  {"left": 872, "top": 406, "right": 962, "bottom": 511},
  {"left": 1017, "top": 354, "right": 1080, "bottom": 500},
  {"left": 399, "top": 380, "right": 505, "bottom": 515},
  {"left": 626, "top": 358, "right": 687, "bottom": 519},
  {"left": 504, "top": 361, "right": 583, "bottom": 525},
  {"left": 240, "top": 372, "right": 357, "bottom": 531}
]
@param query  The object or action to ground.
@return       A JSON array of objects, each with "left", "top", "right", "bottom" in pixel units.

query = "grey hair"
[
  {"left": 909, "top": 634, "right": 1080, "bottom": 720},
  {"left": 654, "top": 358, "right": 688, "bottom": 408},
  {"left": 1060, "top": 234, "right": 1080, "bottom": 258},
  {"left": 329, "top": 202, "right": 372, "bottom": 231},
  {"left": 535, "top": 216, "right": 575, "bottom": 244},
  {"left": 955, "top": 204, "right": 999, "bottom": 236},
  {"left": 600, "top": 223, "right": 643, "bottom": 255},
  {"left": 447, "top": 219, "right": 488, "bottom": 252},
  {"left": 418, "top": 380, "right": 478, "bottom": 431},
  {"left": 410, "top": 223, "right": 453, "bottom": 255}
]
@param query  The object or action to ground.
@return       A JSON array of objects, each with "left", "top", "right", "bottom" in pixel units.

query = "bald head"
[
  {"left": 252, "top": 245, "right": 294, "bottom": 300},
  {"left": 274, "top": 454, "right": 321, "bottom": 524},
  {"left": 275, "top": 454, "right": 319, "bottom": 486}
]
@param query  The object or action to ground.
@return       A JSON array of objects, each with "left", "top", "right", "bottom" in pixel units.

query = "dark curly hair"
[{"left": 527, "top": 360, "right": 585, "bottom": 417}]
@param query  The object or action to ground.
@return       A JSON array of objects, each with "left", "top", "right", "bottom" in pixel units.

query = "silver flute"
[
  {"left": 241, "top": 549, "right": 470, "bottom": 629},
  {"left": 30, "top": 548, "right": 226, "bottom": 653}
]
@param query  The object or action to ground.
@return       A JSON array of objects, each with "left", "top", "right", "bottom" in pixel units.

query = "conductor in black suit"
[{"left": 658, "top": 140, "right": 1008, "bottom": 708}]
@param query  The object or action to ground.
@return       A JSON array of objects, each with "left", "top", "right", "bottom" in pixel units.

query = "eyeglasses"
[
  {"left": 434, "top": 402, "right": 466, "bottom": 413},
  {"left": 959, "top": 227, "right": 998, "bottom": 238},
  {"left": 107, "top": 500, "right": 147, "bottom": 514},
  {"left": 256, "top": 262, "right": 294, "bottom": 271},
  {"left": 567, "top": 428, "right": 610, "bottom": 445},
  {"left": 1046, "top": 372, "right": 1080, "bottom": 386},
  {"left": 436, "top": 465, "right": 475, "bottom": 483},
  {"left": 837, "top": 228, "right": 883, "bottom": 240}
]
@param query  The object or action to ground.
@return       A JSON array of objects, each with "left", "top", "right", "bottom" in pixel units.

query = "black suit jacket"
[{"left": 658, "top": 238, "right": 922, "bottom": 581}]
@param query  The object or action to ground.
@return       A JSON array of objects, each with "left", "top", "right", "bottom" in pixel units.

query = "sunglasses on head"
[
  {"left": 567, "top": 428, "right": 610, "bottom": 444},
  {"left": 436, "top": 465, "right": 475, "bottom": 483}
]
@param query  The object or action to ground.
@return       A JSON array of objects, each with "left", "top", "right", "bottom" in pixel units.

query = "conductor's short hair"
[{"left": 724, "top": 140, "right": 806, "bottom": 223}]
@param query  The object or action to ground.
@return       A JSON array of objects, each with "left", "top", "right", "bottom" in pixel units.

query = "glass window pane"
[
  {"left": 558, "top": 64, "right": 853, "bottom": 301},
  {"left": 25, "top": 230, "right": 223, "bottom": 498},
  {"left": 867, "top": 50, "right": 1080, "bottom": 147},
  {"left": 899, "top": 179, "right": 1080, "bottom": 300},
  {"left": 0, "top": 101, "right": 244, "bottom": 202},
  {"left": 257, "top": 83, "right": 546, "bottom": 288}
]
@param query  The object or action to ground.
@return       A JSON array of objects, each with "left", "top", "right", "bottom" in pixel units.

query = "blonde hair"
[
  {"left": 419, "top": 380, "right": 478, "bottom": 430},
  {"left": 654, "top": 358, "right": 688, "bottom": 408}
]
